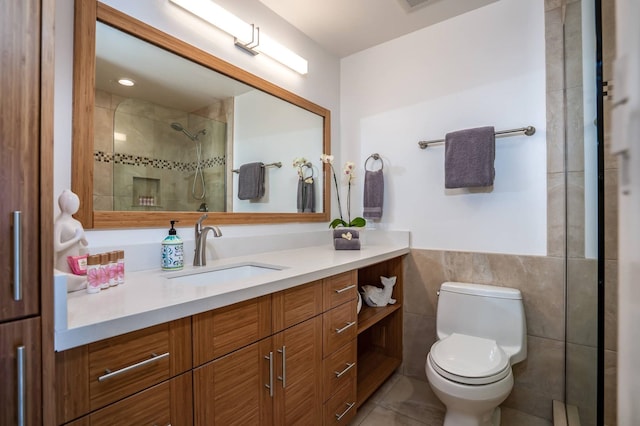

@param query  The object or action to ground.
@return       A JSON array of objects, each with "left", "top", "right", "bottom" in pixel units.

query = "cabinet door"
[
  {"left": 0, "top": 0, "right": 41, "bottom": 322},
  {"left": 0, "top": 317, "right": 41, "bottom": 426},
  {"left": 273, "top": 316, "right": 323, "bottom": 425},
  {"left": 193, "top": 339, "right": 273, "bottom": 425}
]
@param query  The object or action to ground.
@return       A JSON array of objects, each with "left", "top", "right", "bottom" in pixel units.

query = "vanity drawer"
[
  {"left": 323, "top": 340, "right": 357, "bottom": 402},
  {"left": 272, "top": 280, "right": 323, "bottom": 333},
  {"left": 323, "top": 271, "right": 358, "bottom": 311},
  {"left": 324, "top": 378, "right": 357, "bottom": 425},
  {"left": 55, "top": 318, "right": 191, "bottom": 424},
  {"left": 323, "top": 299, "right": 357, "bottom": 357},
  {"left": 192, "top": 295, "right": 271, "bottom": 366},
  {"left": 88, "top": 323, "right": 172, "bottom": 411}
]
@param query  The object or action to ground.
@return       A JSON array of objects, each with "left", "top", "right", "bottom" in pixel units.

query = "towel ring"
[
  {"left": 301, "top": 162, "right": 314, "bottom": 180},
  {"left": 364, "top": 153, "right": 383, "bottom": 171}
]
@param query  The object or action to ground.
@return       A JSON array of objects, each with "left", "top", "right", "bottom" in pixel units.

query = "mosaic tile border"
[{"left": 95, "top": 151, "right": 226, "bottom": 171}]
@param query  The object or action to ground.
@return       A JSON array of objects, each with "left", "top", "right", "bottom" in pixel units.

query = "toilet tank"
[{"left": 436, "top": 282, "right": 527, "bottom": 364}]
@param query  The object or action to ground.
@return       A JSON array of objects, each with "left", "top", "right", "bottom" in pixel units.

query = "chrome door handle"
[
  {"left": 277, "top": 346, "right": 286, "bottom": 388},
  {"left": 335, "top": 401, "right": 355, "bottom": 421},
  {"left": 13, "top": 212, "right": 22, "bottom": 301},
  {"left": 335, "top": 321, "right": 356, "bottom": 334},
  {"left": 334, "top": 284, "right": 355, "bottom": 294},
  {"left": 97, "top": 352, "right": 169, "bottom": 382},
  {"left": 17, "top": 345, "right": 25, "bottom": 426},
  {"left": 334, "top": 362, "right": 355, "bottom": 378},
  {"left": 264, "top": 351, "right": 274, "bottom": 397}
]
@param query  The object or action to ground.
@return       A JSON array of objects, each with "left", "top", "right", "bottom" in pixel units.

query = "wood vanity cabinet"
[
  {"left": 1, "top": 0, "right": 53, "bottom": 424},
  {"left": 356, "top": 257, "right": 404, "bottom": 407},
  {"left": 54, "top": 318, "right": 192, "bottom": 424},
  {"left": 192, "top": 281, "right": 324, "bottom": 425},
  {"left": 54, "top": 257, "right": 405, "bottom": 425}
]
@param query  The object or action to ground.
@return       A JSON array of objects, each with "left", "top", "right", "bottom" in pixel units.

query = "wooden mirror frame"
[{"left": 72, "top": 1, "right": 330, "bottom": 229}]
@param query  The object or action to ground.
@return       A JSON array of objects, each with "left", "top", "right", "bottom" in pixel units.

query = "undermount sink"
[{"left": 166, "top": 263, "right": 282, "bottom": 286}]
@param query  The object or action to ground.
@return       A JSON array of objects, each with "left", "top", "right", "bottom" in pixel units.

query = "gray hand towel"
[
  {"left": 297, "top": 178, "right": 315, "bottom": 213},
  {"left": 444, "top": 126, "right": 495, "bottom": 188},
  {"left": 363, "top": 169, "right": 384, "bottom": 219},
  {"left": 237, "top": 162, "right": 265, "bottom": 200}
]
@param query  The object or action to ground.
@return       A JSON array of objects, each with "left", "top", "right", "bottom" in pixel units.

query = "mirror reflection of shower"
[{"left": 171, "top": 122, "right": 207, "bottom": 201}]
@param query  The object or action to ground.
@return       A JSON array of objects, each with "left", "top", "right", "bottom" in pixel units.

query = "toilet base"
[{"left": 442, "top": 406, "right": 500, "bottom": 426}]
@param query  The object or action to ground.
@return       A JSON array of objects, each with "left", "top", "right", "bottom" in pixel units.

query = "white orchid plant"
[
  {"left": 293, "top": 157, "right": 314, "bottom": 183},
  {"left": 321, "top": 154, "right": 366, "bottom": 229}
]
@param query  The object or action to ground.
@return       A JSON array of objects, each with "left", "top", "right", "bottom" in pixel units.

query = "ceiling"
[{"left": 257, "top": 0, "right": 498, "bottom": 58}]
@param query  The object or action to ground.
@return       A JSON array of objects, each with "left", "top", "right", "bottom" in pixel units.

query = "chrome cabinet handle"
[
  {"left": 335, "top": 401, "right": 355, "bottom": 421},
  {"left": 13, "top": 212, "right": 22, "bottom": 301},
  {"left": 335, "top": 321, "right": 356, "bottom": 334},
  {"left": 16, "top": 346, "right": 25, "bottom": 426},
  {"left": 98, "top": 352, "right": 169, "bottom": 382},
  {"left": 334, "top": 284, "right": 355, "bottom": 294},
  {"left": 277, "top": 346, "right": 286, "bottom": 388},
  {"left": 264, "top": 352, "right": 274, "bottom": 397},
  {"left": 334, "top": 362, "right": 355, "bottom": 378}
]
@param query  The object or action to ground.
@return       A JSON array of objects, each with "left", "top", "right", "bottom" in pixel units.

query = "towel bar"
[
  {"left": 232, "top": 162, "right": 282, "bottom": 173},
  {"left": 418, "top": 126, "right": 536, "bottom": 149}
]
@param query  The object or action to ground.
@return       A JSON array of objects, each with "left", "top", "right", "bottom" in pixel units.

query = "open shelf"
[
  {"left": 357, "top": 303, "right": 402, "bottom": 335},
  {"left": 356, "top": 349, "right": 402, "bottom": 407}
]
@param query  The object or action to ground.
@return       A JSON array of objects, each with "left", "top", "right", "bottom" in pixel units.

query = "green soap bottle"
[{"left": 161, "top": 220, "right": 183, "bottom": 270}]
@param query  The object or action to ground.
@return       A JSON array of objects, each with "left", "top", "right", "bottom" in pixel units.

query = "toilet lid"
[{"left": 429, "top": 333, "right": 510, "bottom": 385}]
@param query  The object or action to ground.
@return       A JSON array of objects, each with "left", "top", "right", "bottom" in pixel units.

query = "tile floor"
[{"left": 349, "top": 374, "right": 553, "bottom": 426}]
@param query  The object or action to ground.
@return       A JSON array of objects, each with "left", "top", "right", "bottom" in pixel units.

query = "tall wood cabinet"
[{"left": 1, "top": 0, "right": 53, "bottom": 424}]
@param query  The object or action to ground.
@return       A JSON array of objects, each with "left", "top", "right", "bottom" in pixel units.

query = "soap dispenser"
[{"left": 161, "top": 220, "right": 184, "bottom": 270}]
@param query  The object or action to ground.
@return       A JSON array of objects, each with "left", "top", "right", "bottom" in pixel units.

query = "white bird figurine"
[{"left": 361, "top": 276, "right": 397, "bottom": 307}]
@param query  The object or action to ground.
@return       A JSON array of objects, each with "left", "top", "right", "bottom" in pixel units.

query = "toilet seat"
[{"left": 429, "top": 333, "right": 510, "bottom": 385}]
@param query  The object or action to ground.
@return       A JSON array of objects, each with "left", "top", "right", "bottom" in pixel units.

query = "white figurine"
[
  {"left": 53, "top": 189, "right": 89, "bottom": 291},
  {"left": 360, "top": 276, "right": 397, "bottom": 307}
]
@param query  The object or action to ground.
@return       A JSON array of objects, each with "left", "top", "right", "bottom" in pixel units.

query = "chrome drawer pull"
[
  {"left": 335, "top": 401, "right": 355, "bottom": 421},
  {"left": 335, "top": 321, "right": 356, "bottom": 334},
  {"left": 277, "top": 346, "right": 286, "bottom": 388},
  {"left": 98, "top": 352, "right": 169, "bottom": 382},
  {"left": 334, "top": 362, "right": 355, "bottom": 378},
  {"left": 264, "top": 352, "right": 274, "bottom": 397},
  {"left": 17, "top": 346, "right": 25, "bottom": 426},
  {"left": 334, "top": 284, "right": 355, "bottom": 294},
  {"left": 13, "top": 211, "right": 22, "bottom": 301}
]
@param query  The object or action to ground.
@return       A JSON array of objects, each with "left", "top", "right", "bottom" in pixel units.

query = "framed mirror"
[{"left": 72, "top": 1, "right": 330, "bottom": 228}]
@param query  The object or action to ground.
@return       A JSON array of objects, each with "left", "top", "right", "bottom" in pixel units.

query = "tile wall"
[{"left": 93, "top": 89, "right": 231, "bottom": 212}]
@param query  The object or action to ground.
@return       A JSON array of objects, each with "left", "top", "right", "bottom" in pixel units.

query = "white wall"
[
  {"left": 340, "top": 0, "right": 547, "bottom": 255},
  {"left": 233, "top": 90, "right": 323, "bottom": 213},
  {"left": 53, "top": 0, "right": 341, "bottom": 246}
]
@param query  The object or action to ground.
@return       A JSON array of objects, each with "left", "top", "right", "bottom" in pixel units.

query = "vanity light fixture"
[
  {"left": 117, "top": 78, "right": 135, "bottom": 87},
  {"left": 168, "top": 0, "right": 308, "bottom": 75}
]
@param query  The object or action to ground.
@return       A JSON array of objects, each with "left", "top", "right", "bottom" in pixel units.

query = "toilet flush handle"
[{"left": 437, "top": 290, "right": 440, "bottom": 297}]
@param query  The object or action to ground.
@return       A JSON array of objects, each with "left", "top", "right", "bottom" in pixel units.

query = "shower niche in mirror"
[{"left": 74, "top": 2, "right": 330, "bottom": 228}]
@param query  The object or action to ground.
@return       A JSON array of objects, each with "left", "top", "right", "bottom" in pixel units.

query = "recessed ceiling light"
[{"left": 117, "top": 78, "right": 135, "bottom": 87}]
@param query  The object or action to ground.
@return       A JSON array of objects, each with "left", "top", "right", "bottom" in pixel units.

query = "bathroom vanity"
[{"left": 53, "top": 233, "right": 408, "bottom": 425}]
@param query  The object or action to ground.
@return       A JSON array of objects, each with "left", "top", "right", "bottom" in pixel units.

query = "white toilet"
[{"left": 425, "top": 282, "right": 527, "bottom": 426}]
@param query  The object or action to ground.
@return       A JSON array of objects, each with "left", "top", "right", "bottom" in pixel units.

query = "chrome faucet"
[{"left": 193, "top": 214, "right": 222, "bottom": 266}]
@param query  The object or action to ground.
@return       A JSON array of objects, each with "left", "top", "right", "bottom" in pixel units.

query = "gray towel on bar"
[
  {"left": 363, "top": 169, "right": 384, "bottom": 219},
  {"left": 237, "top": 162, "right": 265, "bottom": 200},
  {"left": 444, "top": 126, "right": 495, "bottom": 188},
  {"left": 297, "top": 178, "right": 315, "bottom": 213}
]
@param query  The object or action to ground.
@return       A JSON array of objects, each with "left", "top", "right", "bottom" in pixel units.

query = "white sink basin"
[{"left": 166, "top": 263, "right": 282, "bottom": 286}]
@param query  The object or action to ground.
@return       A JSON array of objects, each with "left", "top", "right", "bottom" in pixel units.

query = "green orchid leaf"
[
  {"left": 348, "top": 217, "right": 367, "bottom": 228},
  {"left": 329, "top": 218, "right": 348, "bottom": 228}
]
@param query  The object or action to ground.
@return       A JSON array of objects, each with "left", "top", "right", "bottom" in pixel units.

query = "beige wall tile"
[
  {"left": 504, "top": 335, "right": 565, "bottom": 421},
  {"left": 604, "top": 260, "right": 618, "bottom": 351},
  {"left": 604, "top": 169, "right": 618, "bottom": 260},
  {"left": 566, "top": 258, "right": 598, "bottom": 346},
  {"left": 604, "top": 349, "right": 617, "bottom": 426},
  {"left": 547, "top": 172, "right": 566, "bottom": 257},
  {"left": 566, "top": 342, "right": 597, "bottom": 426},
  {"left": 403, "top": 250, "right": 445, "bottom": 317},
  {"left": 547, "top": 89, "right": 566, "bottom": 174},
  {"left": 402, "top": 312, "right": 436, "bottom": 380},
  {"left": 545, "top": 8, "right": 565, "bottom": 93},
  {"left": 567, "top": 171, "right": 586, "bottom": 258}
]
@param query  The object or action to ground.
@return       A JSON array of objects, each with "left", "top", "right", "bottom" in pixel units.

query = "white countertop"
[{"left": 55, "top": 230, "right": 410, "bottom": 351}]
